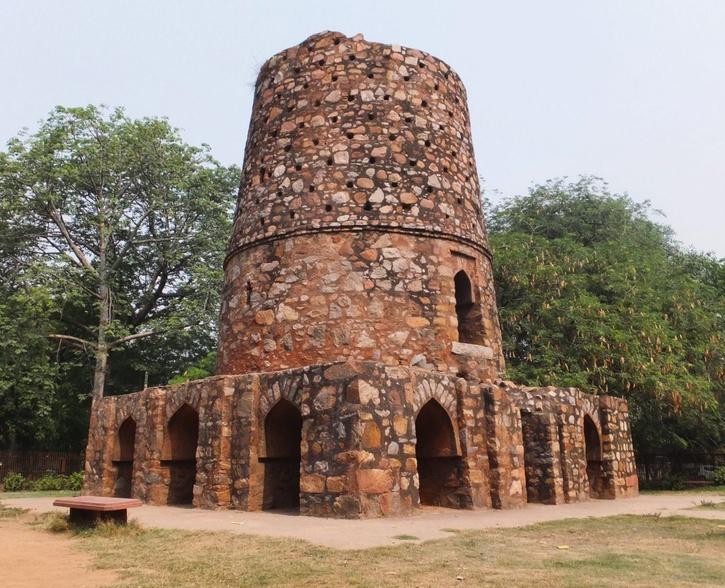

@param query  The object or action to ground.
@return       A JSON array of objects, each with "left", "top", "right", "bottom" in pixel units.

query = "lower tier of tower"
[
  {"left": 83, "top": 361, "right": 638, "bottom": 518},
  {"left": 218, "top": 229, "right": 505, "bottom": 379}
]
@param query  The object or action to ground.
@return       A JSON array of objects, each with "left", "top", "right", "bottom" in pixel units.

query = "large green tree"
[
  {"left": 0, "top": 106, "right": 239, "bottom": 411},
  {"left": 488, "top": 178, "right": 724, "bottom": 455}
]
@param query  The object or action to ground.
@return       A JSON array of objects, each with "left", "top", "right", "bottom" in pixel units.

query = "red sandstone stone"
[
  {"left": 300, "top": 474, "right": 325, "bottom": 494},
  {"left": 356, "top": 469, "right": 393, "bottom": 494}
]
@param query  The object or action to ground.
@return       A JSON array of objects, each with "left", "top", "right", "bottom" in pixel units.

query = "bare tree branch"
[
  {"left": 132, "top": 261, "right": 168, "bottom": 326},
  {"left": 108, "top": 330, "right": 159, "bottom": 349},
  {"left": 48, "top": 208, "right": 97, "bottom": 275},
  {"left": 110, "top": 206, "right": 154, "bottom": 271},
  {"left": 48, "top": 333, "right": 95, "bottom": 351}
]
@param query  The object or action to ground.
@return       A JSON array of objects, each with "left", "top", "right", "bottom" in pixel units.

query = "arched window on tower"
[{"left": 454, "top": 270, "right": 485, "bottom": 345}]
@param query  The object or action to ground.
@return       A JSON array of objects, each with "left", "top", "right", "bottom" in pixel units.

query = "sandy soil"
[
  {"left": 4, "top": 492, "right": 724, "bottom": 550},
  {"left": 0, "top": 517, "right": 117, "bottom": 588}
]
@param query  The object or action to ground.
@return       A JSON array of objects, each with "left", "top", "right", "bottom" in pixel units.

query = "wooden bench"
[{"left": 53, "top": 496, "right": 142, "bottom": 525}]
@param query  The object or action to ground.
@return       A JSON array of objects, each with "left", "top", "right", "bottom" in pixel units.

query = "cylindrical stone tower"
[{"left": 218, "top": 31, "right": 504, "bottom": 377}]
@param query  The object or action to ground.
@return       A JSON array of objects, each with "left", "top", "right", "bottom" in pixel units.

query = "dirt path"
[
  {"left": 4, "top": 492, "right": 724, "bottom": 550},
  {"left": 0, "top": 516, "right": 117, "bottom": 588}
]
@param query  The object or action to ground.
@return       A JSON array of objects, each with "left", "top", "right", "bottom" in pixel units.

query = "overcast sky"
[{"left": 2, "top": 0, "right": 723, "bottom": 255}]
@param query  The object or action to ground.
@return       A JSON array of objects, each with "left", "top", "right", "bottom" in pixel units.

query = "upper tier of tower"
[{"left": 227, "top": 31, "right": 490, "bottom": 263}]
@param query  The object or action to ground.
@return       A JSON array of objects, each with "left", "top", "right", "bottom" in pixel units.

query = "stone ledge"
[{"left": 451, "top": 341, "right": 494, "bottom": 360}]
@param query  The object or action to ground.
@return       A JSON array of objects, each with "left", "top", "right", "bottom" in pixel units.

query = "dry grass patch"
[
  {"left": 694, "top": 499, "right": 725, "bottom": 511},
  {"left": 39, "top": 515, "right": 724, "bottom": 587},
  {"left": 0, "top": 503, "right": 27, "bottom": 519}
]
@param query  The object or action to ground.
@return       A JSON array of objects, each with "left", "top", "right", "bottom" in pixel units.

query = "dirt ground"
[
  {"left": 0, "top": 516, "right": 117, "bottom": 588},
  {"left": 4, "top": 491, "right": 724, "bottom": 550}
]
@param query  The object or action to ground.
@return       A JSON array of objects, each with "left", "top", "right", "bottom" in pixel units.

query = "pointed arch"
[
  {"left": 261, "top": 399, "right": 302, "bottom": 510},
  {"left": 116, "top": 416, "right": 136, "bottom": 462},
  {"left": 454, "top": 270, "right": 484, "bottom": 345},
  {"left": 259, "top": 376, "right": 303, "bottom": 418},
  {"left": 415, "top": 399, "right": 466, "bottom": 508},
  {"left": 584, "top": 415, "right": 604, "bottom": 498},
  {"left": 113, "top": 416, "right": 136, "bottom": 498},
  {"left": 415, "top": 399, "right": 458, "bottom": 458},
  {"left": 412, "top": 378, "right": 457, "bottom": 420},
  {"left": 163, "top": 403, "right": 199, "bottom": 505}
]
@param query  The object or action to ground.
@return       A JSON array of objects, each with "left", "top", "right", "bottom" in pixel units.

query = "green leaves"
[
  {"left": 168, "top": 351, "right": 217, "bottom": 385},
  {"left": 0, "top": 286, "right": 64, "bottom": 448},
  {"left": 489, "top": 177, "right": 724, "bottom": 455},
  {"left": 0, "top": 105, "right": 239, "bottom": 445}
]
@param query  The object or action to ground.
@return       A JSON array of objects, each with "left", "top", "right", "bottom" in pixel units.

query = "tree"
[
  {"left": 0, "top": 106, "right": 239, "bottom": 402},
  {"left": 0, "top": 286, "right": 60, "bottom": 449},
  {"left": 488, "top": 177, "right": 724, "bottom": 455},
  {"left": 168, "top": 351, "right": 217, "bottom": 385}
]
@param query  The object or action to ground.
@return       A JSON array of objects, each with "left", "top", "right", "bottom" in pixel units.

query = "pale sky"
[{"left": 2, "top": 0, "right": 723, "bottom": 256}]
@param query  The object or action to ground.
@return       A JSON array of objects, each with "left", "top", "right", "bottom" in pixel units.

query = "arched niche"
[
  {"left": 584, "top": 415, "right": 605, "bottom": 498},
  {"left": 112, "top": 416, "right": 136, "bottom": 498},
  {"left": 415, "top": 399, "right": 466, "bottom": 508},
  {"left": 163, "top": 404, "right": 199, "bottom": 505},
  {"left": 454, "top": 270, "right": 484, "bottom": 345},
  {"left": 261, "top": 399, "right": 302, "bottom": 510}
]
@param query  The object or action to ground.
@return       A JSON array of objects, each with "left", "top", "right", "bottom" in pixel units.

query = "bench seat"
[{"left": 53, "top": 496, "right": 142, "bottom": 524}]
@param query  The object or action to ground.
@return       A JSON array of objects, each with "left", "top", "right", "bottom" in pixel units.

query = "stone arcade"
[{"left": 84, "top": 32, "right": 638, "bottom": 517}]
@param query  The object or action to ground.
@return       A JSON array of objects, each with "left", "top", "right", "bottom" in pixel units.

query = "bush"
[
  {"left": 1, "top": 471, "right": 83, "bottom": 493},
  {"left": 714, "top": 466, "right": 725, "bottom": 486},
  {"left": 639, "top": 473, "right": 687, "bottom": 491},
  {"left": 2, "top": 472, "right": 26, "bottom": 492},
  {"left": 32, "top": 473, "right": 65, "bottom": 491},
  {"left": 31, "top": 471, "right": 84, "bottom": 491},
  {"left": 67, "top": 471, "right": 84, "bottom": 490},
  {"left": 667, "top": 474, "right": 687, "bottom": 491}
]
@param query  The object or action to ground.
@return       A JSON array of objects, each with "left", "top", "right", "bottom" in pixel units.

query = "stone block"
[
  {"left": 356, "top": 469, "right": 393, "bottom": 494},
  {"left": 300, "top": 474, "right": 325, "bottom": 494}
]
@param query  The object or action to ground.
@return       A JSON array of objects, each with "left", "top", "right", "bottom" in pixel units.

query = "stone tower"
[
  {"left": 218, "top": 31, "right": 505, "bottom": 378},
  {"left": 84, "top": 32, "right": 639, "bottom": 518}
]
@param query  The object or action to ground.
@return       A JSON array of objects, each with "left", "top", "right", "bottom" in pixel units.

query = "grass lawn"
[
  {"left": 0, "top": 490, "right": 80, "bottom": 499},
  {"left": 26, "top": 513, "right": 724, "bottom": 587}
]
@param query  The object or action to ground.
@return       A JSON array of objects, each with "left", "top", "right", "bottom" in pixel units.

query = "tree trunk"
[
  {"left": 92, "top": 207, "right": 110, "bottom": 402},
  {"left": 91, "top": 284, "right": 109, "bottom": 401}
]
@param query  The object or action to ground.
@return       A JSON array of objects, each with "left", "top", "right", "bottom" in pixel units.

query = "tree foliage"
[
  {"left": 488, "top": 178, "right": 724, "bottom": 454},
  {"left": 0, "top": 105, "right": 238, "bottom": 401},
  {"left": 0, "top": 285, "right": 63, "bottom": 449},
  {"left": 0, "top": 106, "right": 238, "bottom": 448},
  {"left": 168, "top": 351, "right": 217, "bottom": 385}
]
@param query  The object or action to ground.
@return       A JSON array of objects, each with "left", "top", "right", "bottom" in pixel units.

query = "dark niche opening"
[
  {"left": 454, "top": 270, "right": 485, "bottom": 345},
  {"left": 584, "top": 415, "right": 605, "bottom": 498},
  {"left": 113, "top": 417, "right": 136, "bottom": 498},
  {"left": 520, "top": 411, "right": 558, "bottom": 504},
  {"left": 415, "top": 400, "right": 466, "bottom": 508},
  {"left": 163, "top": 404, "right": 199, "bottom": 505},
  {"left": 262, "top": 399, "right": 302, "bottom": 510}
]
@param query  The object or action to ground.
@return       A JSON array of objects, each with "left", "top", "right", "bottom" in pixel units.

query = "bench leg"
[
  {"left": 69, "top": 507, "right": 96, "bottom": 525},
  {"left": 106, "top": 509, "right": 128, "bottom": 524},
  {"left": 68, "top": 508, "right": 128, "bottom": 526}
]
